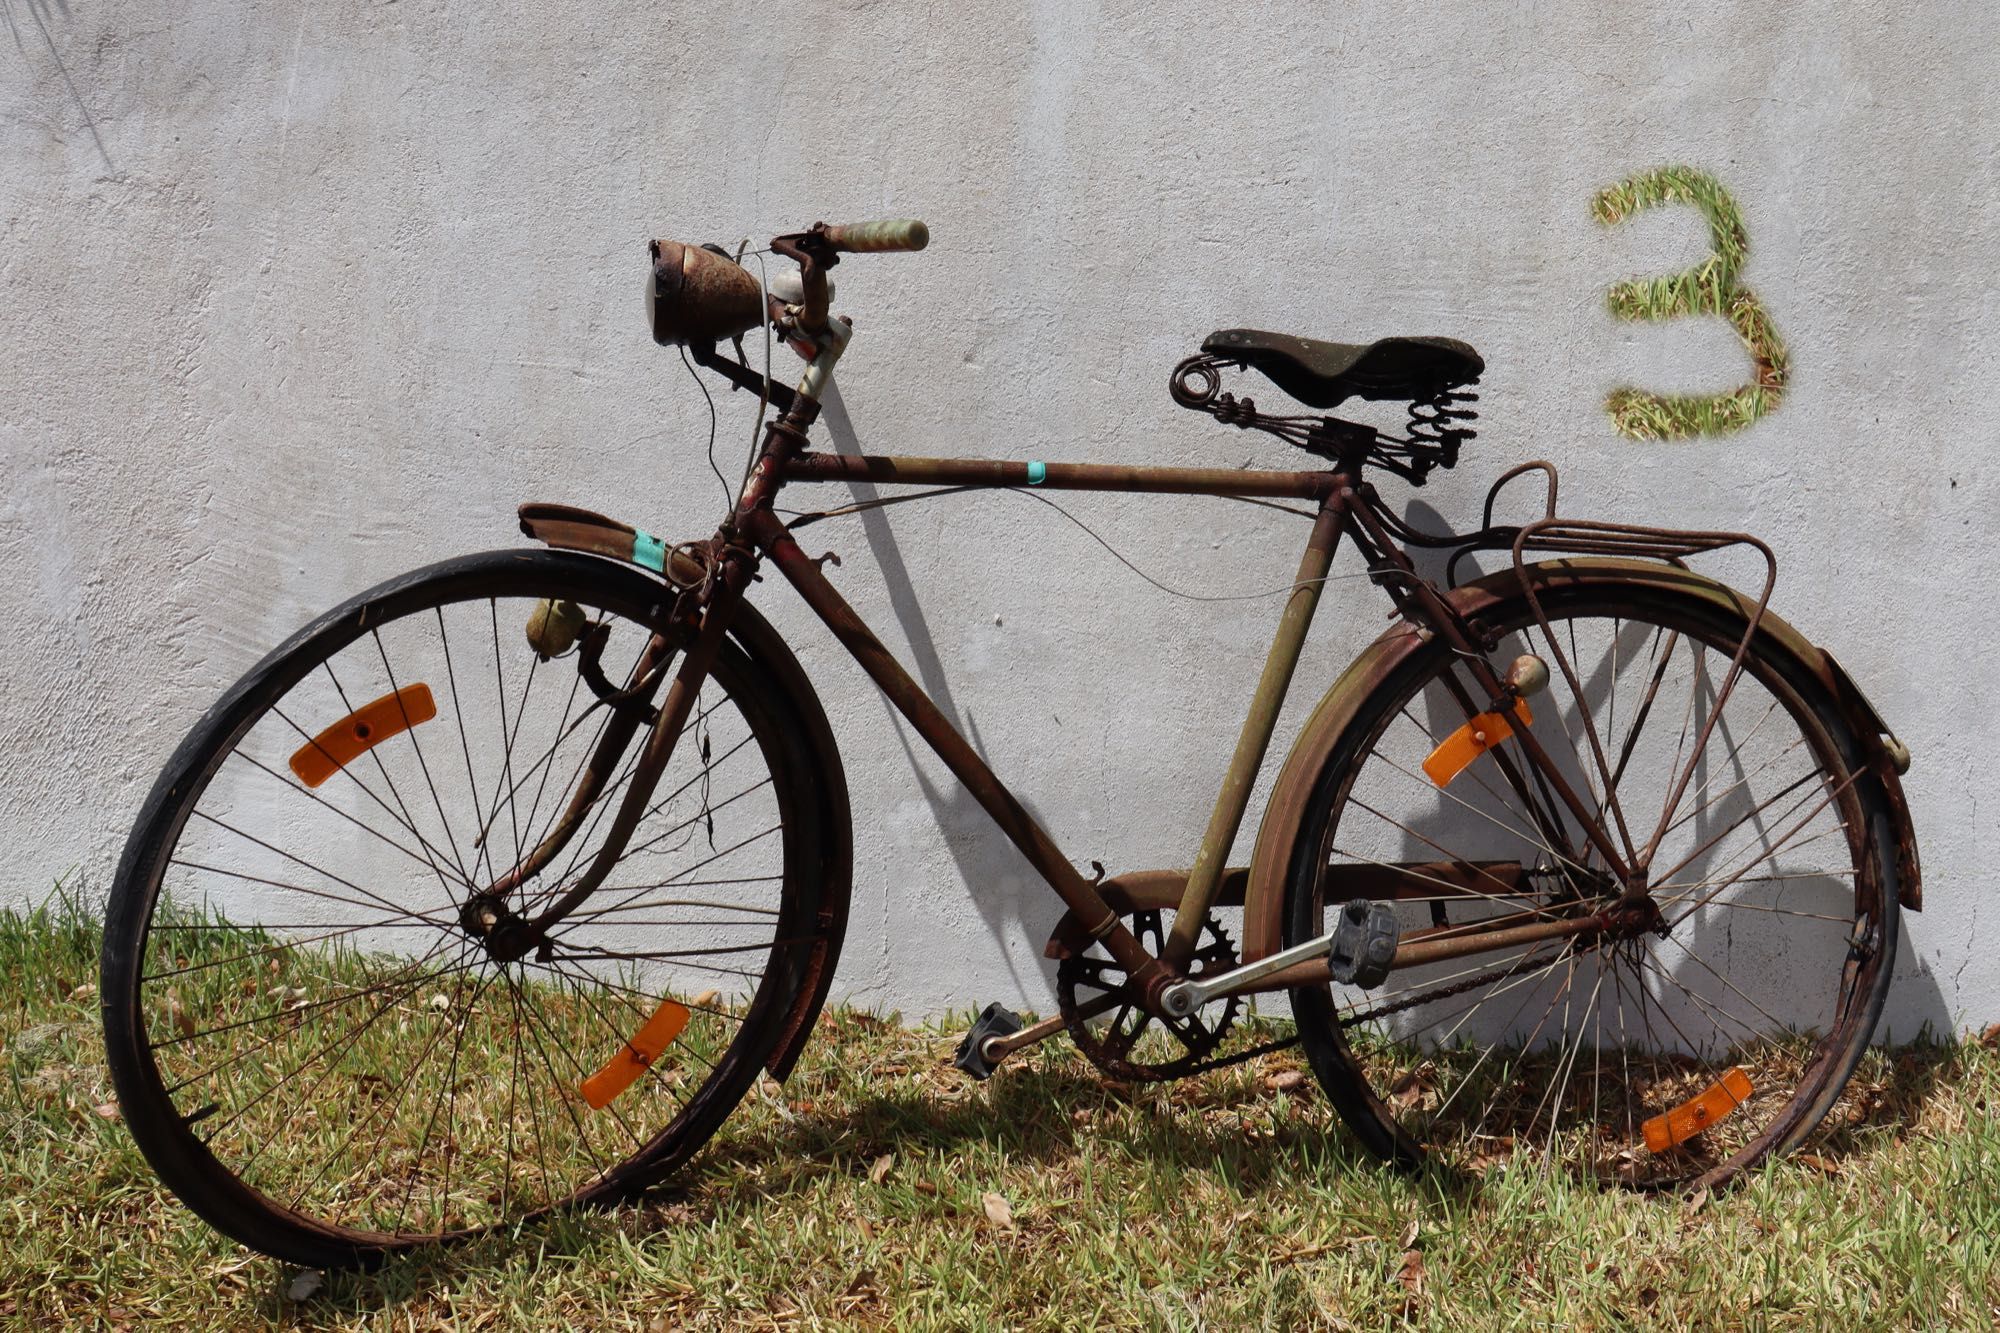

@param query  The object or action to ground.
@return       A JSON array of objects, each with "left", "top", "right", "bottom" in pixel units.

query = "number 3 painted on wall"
[{"left": 1593, "top": 166, "right": 1789, "bottom": 439}]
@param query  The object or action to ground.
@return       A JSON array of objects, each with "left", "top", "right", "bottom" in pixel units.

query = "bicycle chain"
[{"left": 1062, "top": 936, "right": 1558, "bottom": 1083}]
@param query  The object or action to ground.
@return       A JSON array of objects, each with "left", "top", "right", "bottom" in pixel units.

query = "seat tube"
[{"left": 1164, "top": 489, "right": 1350, "bottom": 968}]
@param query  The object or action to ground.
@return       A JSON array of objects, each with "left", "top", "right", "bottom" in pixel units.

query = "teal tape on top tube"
[
  {"left": 632, "top": 529, "right": 668, "bottom": 574},
  {"left": 1026, "top": 460, "right": 1047, "bottom": 485}
]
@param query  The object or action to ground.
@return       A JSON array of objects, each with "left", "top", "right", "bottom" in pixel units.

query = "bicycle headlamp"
[{"left": 646, "top": 239, "right": 765, "bottom": 346}]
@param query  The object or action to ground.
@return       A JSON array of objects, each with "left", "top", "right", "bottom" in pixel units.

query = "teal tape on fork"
[
  {"left": 1026, "top": 460, "right": 1047, "bottom": 485},
  {"left": 632, "top": 529, "right": 668, "bottom": 574}
]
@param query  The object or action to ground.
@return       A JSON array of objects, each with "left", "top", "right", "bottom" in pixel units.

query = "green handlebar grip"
[{"left": 821, "top": 218, "right": 930, "bottom": 253}]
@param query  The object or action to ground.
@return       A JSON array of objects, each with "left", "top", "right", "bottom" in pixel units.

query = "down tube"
[
  {"left": 737, "top": 508, "right": 1173, "bottom": 999},
  {"left": 1165, "top": 495, "right": 1349, "bottom": 966}
]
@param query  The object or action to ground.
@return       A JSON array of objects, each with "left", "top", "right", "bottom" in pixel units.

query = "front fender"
[
  {"left": 517, "top": 502, "right": 852, "bottom": 1082},
  {"left": 1237, "top": 557, "right": 1919, "bottom": 964}
]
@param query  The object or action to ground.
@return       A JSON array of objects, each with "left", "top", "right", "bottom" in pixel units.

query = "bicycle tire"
[
  {"left": 102, "top": 549, "right": 847, "bottom": 1267},
  {"left": 1284, "top": 575, "right": 1900, "bottom": 1190}
]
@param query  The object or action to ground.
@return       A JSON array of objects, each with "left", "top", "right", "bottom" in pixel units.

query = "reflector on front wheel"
[
  {"left": 1642, "top": 1066, "right": 1753, "bottom": 1153},
  {"left": 1421, "top": 700, "right": 1532, "bottom": 787},
  {"left": 579, "top": 997, "right": 692, "bottom": 1109},
  {"left": 287, "top": 683, "right": 437, "bottom": 788}
]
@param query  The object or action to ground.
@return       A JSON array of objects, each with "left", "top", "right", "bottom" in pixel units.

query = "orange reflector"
[
  {"left": 1422, "top": 700, "right": 1533, "bottom": 787},
  {"left": 288, "top": 684, "right": 438, "bottom": 788},
  {"left": 1642, "top": 1066, "right": 1753, "bottom": 1153},
  {"left": 579, "top": 997, "right": 691, "bottom": 1109}
]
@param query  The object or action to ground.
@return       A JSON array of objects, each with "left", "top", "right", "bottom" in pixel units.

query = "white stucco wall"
[{"left": 2, "top": 0, "right": 1992, "bottom": 1031}]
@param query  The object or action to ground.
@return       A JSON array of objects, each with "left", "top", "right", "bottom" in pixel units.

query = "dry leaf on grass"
[
  {"left": 981, "top": 1192, "right": 1016, "bottom": 1232},
  {"left": 91, "top": 1102, "right": 119, "bottom": 1120},
  {"left": 1797, "top": 1153, "right": 1842, "bottom": 1176},
  {"left": 1395, "top": 1248, "right": 1426, "bottom": 1313},
  {"left": 837, "top": 1269, "right": 881, "bottom": 1311},
  {"left": 1264, "top": 1070, "right": 1306, "bottom": 1093},
  {"left": 869, "top": 1153, "right": 894, "bottom": 1185}
]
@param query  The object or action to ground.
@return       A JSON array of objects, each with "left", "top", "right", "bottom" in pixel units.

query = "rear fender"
[
  {"left": 1238, "top": 558, "right": 1919, "bottom": 965},
  {"left": 518, "top": 503, "right": 852, "bottom": 1081}
]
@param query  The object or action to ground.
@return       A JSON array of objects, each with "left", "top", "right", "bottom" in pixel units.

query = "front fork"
[{"left": 473, "top": 540, "right": 755, "bottom": 962}]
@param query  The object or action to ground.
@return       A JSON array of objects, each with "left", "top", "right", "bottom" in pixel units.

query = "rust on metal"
[
  {"left": 1236, "top": 549, "right": 1924, "bottom": 966},
  {"left": 1512, "top": 519, "right": 1777, "bottom": 876},
  {"left": 288, "top": 684, "right": 437, "bottom": 789},
  {"left": 647, "top": 239, "right": 765, "bottom": 346},
  {"left": 778, "top": 451, "right": 1339, "bottom": 500},
  {"left": 513, "top": 497, "right": 860, "bottom": 1084},
  {"left": 1166, "top": 498, "right": 1348, "bottom": 967},
  {"left": 740, "top": 502, "right": 1174, "bottom": 1008},
  {"left": 504, "top": 548, "right": 757, "bottom": 954},
  {"left": 1042, "top": 868, "right": 1251, "bottom": 961},
  {"left": 517, "top": 502, "right": 706, "bottom": 585}
]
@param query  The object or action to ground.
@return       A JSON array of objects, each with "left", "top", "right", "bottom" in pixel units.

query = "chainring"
[{"left": 1056, "top": 907, "right": 1242, "bottom": 1082}]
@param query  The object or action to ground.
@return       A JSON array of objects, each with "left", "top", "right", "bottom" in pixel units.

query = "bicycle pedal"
[
  {"left": 1327, "top": 899, "right": 1400, "bottom": 989},
  {"left": 952, "top": 1002, "right": 1024, "bottom": 1081}
]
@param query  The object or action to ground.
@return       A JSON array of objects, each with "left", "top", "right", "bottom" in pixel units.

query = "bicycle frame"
[{"left": 489, "top": 369, "right": 1632, "bottom": 1026}]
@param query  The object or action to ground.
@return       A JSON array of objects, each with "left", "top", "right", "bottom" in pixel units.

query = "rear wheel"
[
  {"left": 1285, "top": 578, "right": 1898, "bottom": 1189},
  {"left": 102, "top": 550, "right": 842, "bottom": 1267}
]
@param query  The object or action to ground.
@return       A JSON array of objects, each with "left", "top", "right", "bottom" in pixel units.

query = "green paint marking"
[
  {"left": 632, "top": 529, "right": 668, "bottom": 574},
  {"left": 1026, "top": 460, "right": 1047, "bottom": 485},
  {"left": 1594, "top": 165, "right": 1789, "bottom": 440}
]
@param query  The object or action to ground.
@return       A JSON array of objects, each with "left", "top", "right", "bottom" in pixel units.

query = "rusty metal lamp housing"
[{"left": 645, "top": 239, "right": 766, "bottom": 346}]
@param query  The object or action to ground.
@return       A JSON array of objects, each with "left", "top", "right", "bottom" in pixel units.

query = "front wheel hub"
[{"left": 460, "top": 894, "right": 541, "bottom": 962}]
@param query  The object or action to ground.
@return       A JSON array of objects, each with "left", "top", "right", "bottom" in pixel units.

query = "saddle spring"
[{"left": 1402, "top": 384, "right": 1481, "bottom": 471}]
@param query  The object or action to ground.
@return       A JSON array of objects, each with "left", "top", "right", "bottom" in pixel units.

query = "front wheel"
[
  {"left": 102, "top": 550, "right": 846, "bottom": 1267},
  {"left": 1285, "top": 577, "right": 1900, "bottom": 1190}
]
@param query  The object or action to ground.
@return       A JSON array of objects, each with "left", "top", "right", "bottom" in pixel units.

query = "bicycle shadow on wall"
[
  {"left": 1347, "top": 503, "right": 1950, "bottom": 1174},
  {"left": 814, "top": 387, "right": 1072, "bottom": 1002}
]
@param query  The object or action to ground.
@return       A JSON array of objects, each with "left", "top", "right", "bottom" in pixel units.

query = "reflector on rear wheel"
[{"left": 1421, "top": 700, "right": 1532, "bottom": 787}]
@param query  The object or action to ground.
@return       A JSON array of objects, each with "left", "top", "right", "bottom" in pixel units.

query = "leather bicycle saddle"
[{"left": 1202, "top": 328, "right": 1484, "bottom": 409}]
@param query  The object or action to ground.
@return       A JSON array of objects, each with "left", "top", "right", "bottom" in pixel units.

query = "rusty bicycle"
[{"left": 102, "top": 218, "right": 1920, "bottom": 1267}]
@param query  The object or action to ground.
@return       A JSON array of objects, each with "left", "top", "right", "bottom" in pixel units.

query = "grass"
[
  {"left": 1593, "top": 165, "right": 1790, "bottom": 441},
  {"left": 4, "top": 887, "right": 1998, "bottom": 1330}
]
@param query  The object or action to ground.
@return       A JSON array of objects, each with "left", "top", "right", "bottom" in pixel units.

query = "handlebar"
[
  {"left": 821, "top": 218, "right": 929, "bottom": 253},
  {"left": 771, "top": 217, "right": 930, "bottom": 335},
  {"left": 648, "top": 216, "right": 930, "bottom": 357}
]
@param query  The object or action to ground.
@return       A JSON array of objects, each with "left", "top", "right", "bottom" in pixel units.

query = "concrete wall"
[{"left": 3, "top": 0, "right": 1992, "bottom": 1030}]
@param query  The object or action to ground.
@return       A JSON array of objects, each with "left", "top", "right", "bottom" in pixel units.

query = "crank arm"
[
  {"left": 1160, "top": 929, "right": 1343, "bottom": 1017},
  {"left": 975, "top": 990, "right": 1123, "bottom": 1068},
  {"left": 978, "top": 1012, "right": 1070, "bottom": 1066},
  {"left": 1160, "top": 907, "right": 1628, "bottom": 1016}
]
